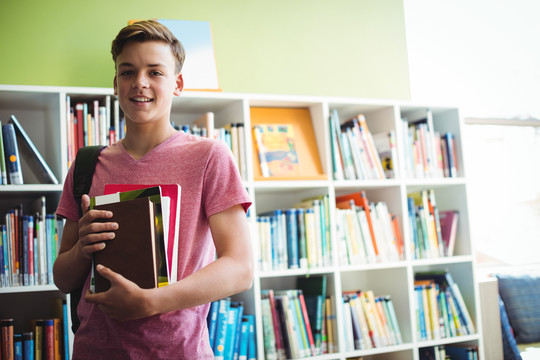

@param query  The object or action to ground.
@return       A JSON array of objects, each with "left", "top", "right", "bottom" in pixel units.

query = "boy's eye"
[
  {"left": 151, "top": 71, "right": 163, "bottom": 76},
  {"left": 119, "top": 70, "right": 133, "bottom": 76}
]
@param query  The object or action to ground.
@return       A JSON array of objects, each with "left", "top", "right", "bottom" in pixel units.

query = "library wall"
[{"left": 0, "top": 0, "right": 409, "bottom": 100}]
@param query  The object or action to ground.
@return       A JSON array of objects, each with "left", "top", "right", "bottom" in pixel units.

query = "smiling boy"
[{"left": 53, "top": 20, "right": 253, "bottom": 359}]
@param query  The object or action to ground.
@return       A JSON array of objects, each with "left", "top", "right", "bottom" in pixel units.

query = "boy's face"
[{"left": 113, "top": 40, "right": 183, "bottom": 126}]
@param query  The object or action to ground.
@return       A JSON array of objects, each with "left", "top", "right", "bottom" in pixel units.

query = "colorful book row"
[
  {"left": 1, "top": 198, "right": 62, "bottom": 288},
  {"left": 401, "top": 110, "right": 458, "bottom": 179},
  {"left": 207, "top": 298, "right": 256, "bottom": 360},
  {"left": 408, "top": 189, "right": 459, "bottom": 259},
  {"left": 414, "top": 271, "right": 475, "bottom": 342},
  {"left": 420, "top": 344, "right": 479, "bottom": 360},
  {"left": 66, "top": 95, "right": 124, "bottom": 167},
  {"left": 335, "top": 194, "right": 403, "bottom": 266},
  {"left": 1, "top": 115, "right": 58, "bottom": 185},
  {"left": 261, "top": 288, "right": 336, "bottom": 359},
  {"left": 1, "top": 299, "right": 69, "bottom": 360},
  {"left": 256, "top": 195, "right": 331, "bottom": 272},
  {"left": 329, "top": 109, "right": 398, "bottom": 181},
  {"left": 342, "top": 290, "right": 402, "bottom": 351}
]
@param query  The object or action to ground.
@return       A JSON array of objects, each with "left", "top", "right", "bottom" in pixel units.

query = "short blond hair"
[{"left": 111, "top": 20, "right": 185, "bottom": 73}]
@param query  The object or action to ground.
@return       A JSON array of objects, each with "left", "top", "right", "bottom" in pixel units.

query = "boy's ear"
[
  {"left": 174, "top": 73, "right": 184, "bottom": 96},
  {"left": 113, "top": 74, "right": 118, "bottom": 95}
]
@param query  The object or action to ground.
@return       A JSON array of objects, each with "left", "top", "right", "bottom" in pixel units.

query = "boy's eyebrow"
[{"left": 117, "top": 62, "right": 165, "bottom": 68}]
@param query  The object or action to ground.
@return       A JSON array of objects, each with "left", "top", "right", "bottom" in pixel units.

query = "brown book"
[{"left": 93, "top": 197, "right": 158, "bottom": 293}]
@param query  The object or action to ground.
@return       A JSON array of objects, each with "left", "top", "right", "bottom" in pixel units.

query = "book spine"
[
  {"left": 2, "top": 124, "right": 23, "bottom": 184},
  {"left": 1, "top": 319, "right": 14, "bottom": 360},
  {"left": 0, "top": 120, "right": 7, "bottom": 185},
  {"left": 285, "top": 209, "right": 299, "bottom": 269}
]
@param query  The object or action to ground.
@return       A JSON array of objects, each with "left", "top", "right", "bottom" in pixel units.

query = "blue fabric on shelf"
[
  {"left": 497, "top": 273, "right": 540, "bottom": 344},
  {"left": 500, "top": 296, "right": 523, "bottom": 360}
]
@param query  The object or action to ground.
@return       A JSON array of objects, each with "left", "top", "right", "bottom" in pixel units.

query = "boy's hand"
[
  {"left": 84, "top": 264, "right": 157, "bottom": 321},
  {"left": 77, "top": 194, "right": 118, "bottom": 260}
]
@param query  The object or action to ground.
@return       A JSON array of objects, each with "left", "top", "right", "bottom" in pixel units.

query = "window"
[{"left": 464, "top": 120, "right": 540, "bottom": 266}]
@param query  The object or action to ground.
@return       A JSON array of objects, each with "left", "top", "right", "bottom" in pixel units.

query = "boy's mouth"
[{"left": 130, "top": 96, "right": 154, "bottom": 103}]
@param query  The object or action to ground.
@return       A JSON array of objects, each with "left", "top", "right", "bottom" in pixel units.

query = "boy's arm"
[{"left": 85, "top": 203, "right": 253, "bottom": 320}]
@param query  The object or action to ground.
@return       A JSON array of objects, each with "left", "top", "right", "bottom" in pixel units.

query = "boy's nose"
[{"left": 132, "top": 73, "right": 149, "bottom": 88}]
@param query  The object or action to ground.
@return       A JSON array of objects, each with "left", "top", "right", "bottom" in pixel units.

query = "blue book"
[
  {"left": 232, "top": 303, "right": 244, "bottom": 360},
  {"left": 62, "top": 300, "right": 69, "bottom": 360},
  {"left": 23, "top": 332, "right": 34, "bottom": 360},
  {"left": 224, "top": 303, "right": 242, "bottom": 360},
  {"left": 407, "top": 197, "right": 420, "bottom": 258},
  {"left": 246, "top": 315, "right": 257, "bottom": 360},
  {"left": 285, "top": 208, "right": 299, "bottom": 269},
  {"left": 238, "top": 317, "right": 250, "bottom": 360},
  {"left": 14, "top": 333, "right": 23, "bottom": 360},
  {"left": 207, "top": 300, "right": 220, "bottom": 348},
  {"left": 2, "top": 123, "right": 23, "bottom": 184},
  {"left": 22, "top": 216, "right": 30, "bottom": 286},
  {"left": 0, "top": 225, "right": 4, "bottom": 287},
  {"left": 9, "top": 115, "right": 58, "bottom": 184},
  {"left": 213, "top": 297, "right": 231, "bottom": 358},
  {"left": 296, "top": 208, "right": 308, "bottom": 269},
  {"left": 45, "top": 214, "right": 55, "bottom": 284}
]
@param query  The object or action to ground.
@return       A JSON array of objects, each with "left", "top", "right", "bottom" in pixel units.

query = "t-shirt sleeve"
[
  {"left": 55, "top": 162, "right": 80, "bottom": 222},
  {"left": 203, "top": 140, "right": 251, "bottom": 218}
]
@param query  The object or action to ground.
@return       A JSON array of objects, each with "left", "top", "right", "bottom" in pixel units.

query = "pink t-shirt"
[{"left": 56, "top": 131, "right": 251, "bottom": 359}]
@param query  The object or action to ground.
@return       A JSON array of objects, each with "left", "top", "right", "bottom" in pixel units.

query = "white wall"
[{"left": 404, "top": 0, "right": 540, "bottom": 120}]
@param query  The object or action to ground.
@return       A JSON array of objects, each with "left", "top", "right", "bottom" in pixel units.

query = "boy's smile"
[{"left": 114, "top": 40, "right": 183, "bottom": 127}]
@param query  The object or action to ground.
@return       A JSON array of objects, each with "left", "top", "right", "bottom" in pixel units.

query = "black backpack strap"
[{"left": 70, "top": 145, "right": 105, "bottom": 333}]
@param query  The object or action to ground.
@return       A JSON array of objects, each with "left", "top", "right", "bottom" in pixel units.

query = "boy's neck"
[{"left": 121, "top": 124, "right": 178, "bottom": 160}]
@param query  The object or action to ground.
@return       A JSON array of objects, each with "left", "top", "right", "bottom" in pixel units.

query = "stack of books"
[
  {"left": 256, "top": 195, "right": 331, "bottom": 272},
  {"left": 414, "top": 270, "right": 476, "bottom": 341},
  {"left": 260, "top": 275, "right": 336, "bottom": 358},
  {"left": 329, "top": 110, "right": 398, "bottom": 181},
  {"left": 335, "top": 191, "right": 404, "bottom": 265},
  {"left": 341, "top": 290, "right": 402, "bottom": 351},
  {"left": 407, "top": 189, "right": 459, "bottom": 259},
  {"left": 0, "top": 197, "right": 61, "bottom": 288},
  {"left": 401, "top": 109, "right": 458, "bottom": 179}
]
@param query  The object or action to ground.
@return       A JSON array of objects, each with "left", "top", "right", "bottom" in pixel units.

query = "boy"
[{"left": 53, "top": 20, "right": 253, "bottom": 359}]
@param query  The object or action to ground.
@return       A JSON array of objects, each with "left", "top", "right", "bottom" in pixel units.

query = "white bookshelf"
[{"left": 0, "top": 85, "right": 483, "bottom": 360}]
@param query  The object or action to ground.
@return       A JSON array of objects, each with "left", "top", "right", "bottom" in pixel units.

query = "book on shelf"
[
  {"left": 1, "top": 200, "right": 60, "bottom": 288},
  {"left": 250, "top": 107, "right": 326, "bottom": 181},
  {"left": 193, "top": 112, "right": 215, "bottom": 139},
  {"left": 414, "top": 270, "right": 475, "bottom": 337},
  {"left": 262, "top": 288, "right": 323, "bottom": 358},
  {"left": 206, "top": 298, "right": 254, "bottom": 360},
  {"left": 329, "top": 111, "right": 390, "bottom": 181},
  {"left": 297, "top": 275, "right": 327, "bottom": 354},
  {"left": 335, "top": 191, "right": 403, "bottom": 265},
  {"left": 253, "top": 124, "right": 300, "bottom": 178},
  {"left": 256, "top": 195, "right": 331, "bottom": 272},
  {"left": 8, "top": 115, "right": 59, "bottom": 185},
  {"left": 341, "top": 290, "right": 402, "bottom": 351},
  {"left": 1, "top": 123, "right": 23, "bottom": 185},
  {"left": 91, "top": 197, "right": 160, "bottom": 293},
  {"left": 407, "top": 189, "right": 450, "bottom": 259},
  {"left": 401, "top": 109, "right": 459, "bottom": 179},
  {"left": 372, "top": 130, "right": 399, "bottom": 179},
  {"left": 0, "top": 120, "right": 7, "bottom": 185},
  {"left": 439, "top": 210, "right": 459, "bottom": 257}
]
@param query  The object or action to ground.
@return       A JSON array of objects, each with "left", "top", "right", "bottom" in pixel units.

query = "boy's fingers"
[{"left": 81, "top": 194, "right": 91, "bottom": 215}]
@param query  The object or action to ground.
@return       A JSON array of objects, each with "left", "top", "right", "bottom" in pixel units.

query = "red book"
[
  {"left": 297, "top": 290, "right": 316, "bottom": 356},
  {"left": 75, "top": 103, "right": 84, "bottom": 151}
]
